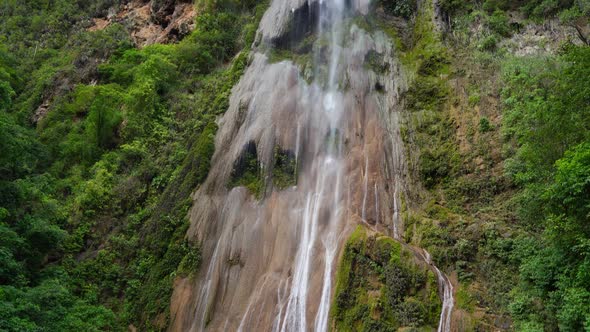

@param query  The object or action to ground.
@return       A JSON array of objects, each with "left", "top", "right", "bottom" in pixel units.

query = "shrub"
[
  {"left": 385, "top": 263, "right": 411, "bottom": 305},
  {"left": 468, "top": 92, "right": 481, "bottom": 106},
  {"left": 332, "top": 228, "right": 440, "bottom": 330},
  {"left": 479, "top": 117, "right": 492, "bottom": 132},
  {"left": 478, "top": 34, "right": 499, "bottom": 51},
  {"left": 177, "top": 242, "right": 202, "bottom": 277},
  {"left": 487, "top": 10, "right": 512, "bottom": 37},
  {"left": 522, "top": 0, "right": 564, "bottom": 18},
  {"left": 405, "top": 77, "right": 449, "bottom": 112},
  {"left": 417, "top": 53, "right": 450, "bottom": 77},
  {"left": 419, "top": 145, "right": 457, "bottom": 188},
  {"left": 380, "top": 0, "right": 417, "bottom": 18},
  {"left": 396, "top": 299, "right": 427, "bottom": 327}
]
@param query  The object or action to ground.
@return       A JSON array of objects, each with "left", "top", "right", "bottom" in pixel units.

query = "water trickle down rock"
[{"left": 168, "top": 0, "right": 447, "bottom": 331}]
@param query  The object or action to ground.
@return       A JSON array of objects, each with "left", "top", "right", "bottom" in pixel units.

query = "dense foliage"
[
  {"left": 0, "top": 0, "right": 268, "bottom": 330},
  {"left": 502, "top": 45, "right": 590, "bottom": 331},
  {"left": 440, "top": 0, "right": 590, "bottom": 18}
]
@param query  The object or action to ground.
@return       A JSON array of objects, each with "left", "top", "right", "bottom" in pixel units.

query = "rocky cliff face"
[
  {"left": 168, "top": 0, "right": 458, "bottom": 331},
  {"left": 89, "top": 0, "right": 195, "bottom": 46},
  {"left": 165, "top": 0, "right": 589, "bottom": 331}
]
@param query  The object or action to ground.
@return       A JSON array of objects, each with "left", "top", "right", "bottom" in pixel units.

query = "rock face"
[
  {"left": 166, "top": 0, "right": 432, "bottom": 331},
  {"left": 88, "top": 0, "right": 195, "bottom": 46},
  {"left": 502, "top": 17, "right": 585, "bottom": 56}
]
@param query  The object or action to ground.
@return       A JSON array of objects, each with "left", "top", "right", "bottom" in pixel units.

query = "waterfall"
[
  {"left": 168, "top": 0, "right": 454, "bottom": 331},
  {"left": 279, "top": 2, "right": 350, "bottom": 330}
]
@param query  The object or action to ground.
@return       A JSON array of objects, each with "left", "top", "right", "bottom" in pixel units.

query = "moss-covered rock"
[
  {"left": 364, "top": 50, "right": 390, "bottom": 73},
  {"left": 331, "top": 226, "right": 441, "bottom": 331}
]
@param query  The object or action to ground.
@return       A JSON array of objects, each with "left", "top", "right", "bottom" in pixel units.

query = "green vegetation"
[
  {"left": 392, "top": 0, "right": 590, "bottom": 329},
  {"left": 478, "top": 117, "right": 492, "bottom": 133},
  {"left": 379, "top": 0, "right": 417, "bottom": 19},
  {"left": 401, "top": 20, "right": 458, "bottom": 189},
  {"left": 439, "top": 0, "right": 587, "bottom": 57},
  {"left": 361, "top": 0, "right": 588, "bottom": 329},
  {"left": 440, "top": 0, "right": 588, "bottom": 19},
  {"left": 229, "top": 144, "right": 297, "bottom": 197},
  {"left": 332, "top": 226, "right": 441, "bottom": 331},
  {"left": 0, "top": 0, "right": 269, "bottom": 330},
  {"left": 229, "top": 142, "right": 265, "bottom": 198},
  {"left": 501, "top": 45, "right": 590, "bottom": 330},
  {"left": 272, "top": 147, "right": 297, "bottom": 189},
  {"left": 1, "top": 0, "right": 589, "bottom": 330}
]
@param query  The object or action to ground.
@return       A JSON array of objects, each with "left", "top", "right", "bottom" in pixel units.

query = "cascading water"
[
  {"left": 168, "top": 0, "right": 454, "bottom": 331},
  {"left": 280, "top": 2, "right": 347, "bottom": 330}
]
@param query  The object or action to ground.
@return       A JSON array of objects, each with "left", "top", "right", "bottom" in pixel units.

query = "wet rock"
[{"left": 278, "top": 0, "right": 321, "bottom": 48}]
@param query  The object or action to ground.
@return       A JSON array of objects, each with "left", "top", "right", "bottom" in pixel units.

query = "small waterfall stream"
[{"left": 169, "top": 0, "right": 454, "bottom": 331}]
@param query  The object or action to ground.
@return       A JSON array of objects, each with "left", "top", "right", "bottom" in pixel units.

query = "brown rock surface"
[{"left": 87, "top": 0, "right": 195, "bottom": 47}]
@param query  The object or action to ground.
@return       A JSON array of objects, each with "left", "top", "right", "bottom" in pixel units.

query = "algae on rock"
[{"left": 332, "top": 226, "right": 441, "bottom": 331}]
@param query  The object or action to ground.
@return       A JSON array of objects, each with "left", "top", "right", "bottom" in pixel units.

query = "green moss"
[
  {"left": 405, "top": 76, "right": 449, "bottom": 112},
  {"left": 400, "top": 3, "right": 460, "bottom": 189},
  {"left": 352, "top": 15, "right": 375, "bottom": 34},
  {"left": 417, "top": 52, "right": 450, "bottom": 77},
  {"left": 364, "top": 50, "right": 390, "bottom": 73},
  {"left": 268, "top": 48, "right": 295, "bottom": 63},
  {"left": 456, "top": 284, "right": 476, "bottom": 313},
  {"left": 426, "top": 272, "right": 442, "bottom": 322},
  {"left": 400, "top": 0, "right": 445, "bottom": 72},
  {"left": 349, "top": 225, "right": 369, "bottom": 245},
  {"left": 409, "top": 103, "right": 460, "bottom": 188},
  {"left": 331, "top": 226, "right": 440, "bottom": 331},
  {"left": 267, "top": 33, "right": 314, "bottom": 68}
]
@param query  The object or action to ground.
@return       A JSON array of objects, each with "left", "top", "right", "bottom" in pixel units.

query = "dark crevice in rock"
[
  {"left": 230, "top": 141, "right": 259, "bottom": 181},
  {"left": 229, "top": 141, "right": 264, "bottom": 198},
  {"left": 272, "top": 0, "right": 321, "bottom": 49},
  {"left": 272, "top": 147, "right": 297, "bottom": 189},
  {"left": 151, "top": 0, "right": 191, "bottom": 27}
]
